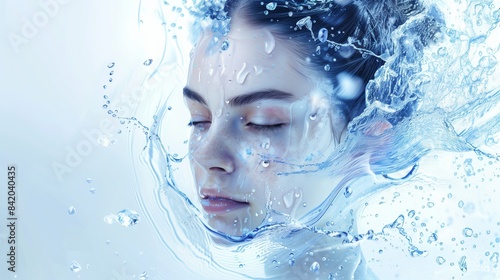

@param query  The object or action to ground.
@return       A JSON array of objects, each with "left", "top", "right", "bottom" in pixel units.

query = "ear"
[{"left": 363, "top": 119, "right": 393, "bottom": 136}]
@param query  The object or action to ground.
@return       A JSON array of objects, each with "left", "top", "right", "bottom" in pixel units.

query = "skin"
[{"left": 184, "top": 17, "right": 349, "bottom": 237}]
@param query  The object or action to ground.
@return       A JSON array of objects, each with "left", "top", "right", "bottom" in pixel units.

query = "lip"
[
  {"left": 200, "top": 197, "right": 249, "bottom": 214},
  {"left": 200, "top": 191, "right": 250, "bottom": 215}
]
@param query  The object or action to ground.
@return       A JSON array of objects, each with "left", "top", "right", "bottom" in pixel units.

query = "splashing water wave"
[{"left": 108, "top": 0, "right": 500, "bottom": 278}]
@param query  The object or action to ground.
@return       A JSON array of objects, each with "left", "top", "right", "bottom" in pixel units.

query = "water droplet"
[
  {"left": 309, "top": 261, "right": 320, "bottom": 272},
  {"left": 221, "top": 40, "right": 229, "bottom": 51},
  {"left": 427, "top": 202, "right": 435, "bottom": 208},
  {"left": 106, "top": 240, "right": 111, "bottom": 245},
  {"left": 463, "top": 158, "right": 474, "bottom": 176},
  {"left": 116, "top": 209, "right": 139, "bottom": 227},
  {"left": 428, "top": 233, "right": 438, "bottom": 243},
  {"left": 239, "top": 264, "right": 244, "bottom": 268},
  {"left": 107, "top": 62, "right": 115, "bottom": 68},
  {"left": 447, "top": 193, "right": 453, "bottom": 199},
  {"left": 143, "top": 59, "right": 153, "bottom": 66},
  {"left": 490, "top": 252, "right": 499, "bottom": 265},
  {"left": 103, "top": 214, "right": 116, "bottom": 224},
  {"left": 458, "top": 256, "right": 467, "bottom": 272},
  {"left": 378, "top": 249, "right": 383, "bottom": 254},
  {"left": 86, "top": 177, "right": 92, "bottom": 183},
  {"left": 109, "top": 70, "right": 114, "bottom": 75},
  {"left": 344, "top": 186, "right": 352, "bottom": 198},
  {"left": 266, "top": 2, "right": 277, "bottom": 10},
  {"left": 462, "top": 227, "right": 473, "bottom": 237},
  {"left": 408, "top": 210, "right": 415, "bottom": 218},
  {"left": 324, "top": 64, "right": 331, "bottom": 71},
  {"left": 296, "top": 16, "right": 312, "bottom": 30},
  {"left": 261, "top": 138, "right": 270, "bottom": 149},
  {"left": 70, "top": 261, "right": 82, "bottom": 272},
  {"left": 436, "top": 256, "right": 446, "bottom": 265},
  {"left": 236, "top": 63, "right": 250, "bottom": 84},
  {"left": 103, "top": 85, "right": 107, "bottom": 89},
  {"left": 288, "top": 258, "right": 295, "bottom": 266},
  {"left": 263, "top": 10, "right": 269, "bottom": 15},
  {"left": 139, "top": 271, "right": 148, "bottom": 280},
  {"left": 309, "top": 113, "right": 317, "bottom": 120},
  {"left": 89, "top": 187, "right": 96, "bottom": 194},
  {"left": 302, "top": 202, "right": 307, "bottom": 207},
  {"left": 288, "top": 11, "right": 293, "bottom": 17},
  {"left": 109, "top": 78, "right": 113, "bottom": 82},
  {"left": 67, "top": 206, "right": 76, "bottom": 215},
  {"left": 458, "top": 200, "right": 464, "bottom": 208},
  {"left": 318, "top": 27, "right": 328, "bottom": 43},
  {"left": 261, "top": 160, "right": 270, "bottom": 168},
  {"left": 410, "top": 248, "right": 428, "bottom": 257}
]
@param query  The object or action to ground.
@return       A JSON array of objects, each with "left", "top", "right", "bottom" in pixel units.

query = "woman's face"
[{"left": 185, "top": 18, "right": 348, "bottom": 236}]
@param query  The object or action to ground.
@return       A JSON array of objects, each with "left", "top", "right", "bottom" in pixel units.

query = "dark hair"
[{"left": 218, "top": 0, "right": 422, "bottom": 122}]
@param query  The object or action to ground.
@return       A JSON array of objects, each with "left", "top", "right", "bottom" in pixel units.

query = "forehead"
[{"left": 187, "top": 18, "right": 318, "bottom": 105}]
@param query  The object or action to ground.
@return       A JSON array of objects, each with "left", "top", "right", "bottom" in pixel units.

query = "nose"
[{"left": 191, "top": 123, "right": 236, "bottom": 174}]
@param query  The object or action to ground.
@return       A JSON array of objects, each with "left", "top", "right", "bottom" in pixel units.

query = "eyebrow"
[{"left": 183, "top": 87, "right": 295, "bottom": 107}]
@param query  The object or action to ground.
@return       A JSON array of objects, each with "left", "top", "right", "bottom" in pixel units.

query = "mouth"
[{"left": 200, "top": 197, "right": 249, "bottom": 215}]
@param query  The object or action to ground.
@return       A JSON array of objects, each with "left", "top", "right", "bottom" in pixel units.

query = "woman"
[
  {"left": 186, "top": 0, "right": 422, "bottom": 236},
  {"left": 182, "top": 0, "right": 434, "bottom": 278}
]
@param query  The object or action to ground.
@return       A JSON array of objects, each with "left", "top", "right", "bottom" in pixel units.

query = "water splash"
[{"left": 127, "top": 0, "right": 500, "bottom": 279}]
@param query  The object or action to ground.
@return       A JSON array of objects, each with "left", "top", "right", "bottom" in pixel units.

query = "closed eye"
[
  {"left": 246, "top": 123, "right": 286, "bottom": 132},
  {"left": 188, "top": 121, "right": 211, "bottom": 128}
]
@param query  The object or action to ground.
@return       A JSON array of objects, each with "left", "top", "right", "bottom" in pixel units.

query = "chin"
[{"left": 205, "top": 212, "right": 260, "bottom": 237}]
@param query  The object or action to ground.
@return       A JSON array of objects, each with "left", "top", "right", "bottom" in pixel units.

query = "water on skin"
[{"left": 130, "top": 0, "right": 500, "bottom": 279}]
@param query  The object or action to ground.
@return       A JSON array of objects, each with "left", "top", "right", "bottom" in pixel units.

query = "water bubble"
[
  {"left": 436, "top": 256, "right": 446, "bottom": 265},
  {"left": 67, "top": 206, "right": 76, "bottom": 215},
  {"left": 70, "top": 261, "right": 82, "bottom": 272},
  {"left": 288, "top": 11, "right": 293, "bottom": 17},
  {"left": 143, "top": 59, "right": 153, "bottom": 66},
  {"left": 309, "top": 261, "right": 320, "bottom": 272},
  {"left": 458, "top": 256, "right": 467, "bottom": 272},
  {"left": 318, "top": 27, "right": 328, "bottom": 43},
  {"left": 107, "top": 62, "right": 115, "bottom": 68},
  {"left": 462, "top": 227, "right": 473, "bottom": 237},
  {"left": 344, "top": 186, "right": 352, "bottom": 198},
  {"left": 221, "top": 40, "right": 230, "bottom": 51},
  {"left": 115, "top": 209, "right": 139, "bottom": 227},
  {"left": 139, "top": 271, "right": 148, "bottom": 280},
  {"left": 324, "top": 64, "right": 331, "bottom": 71},
  {"left": 266, "top": 2, "right": 277, "bottom": 10},
  {"left": 263, "top": 10, "right": 269, "bottom": 15}
]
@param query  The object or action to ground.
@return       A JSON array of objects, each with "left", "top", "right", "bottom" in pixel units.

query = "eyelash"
[{"left": 246, "top": 123, "right": 285, "bottom": 132}]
